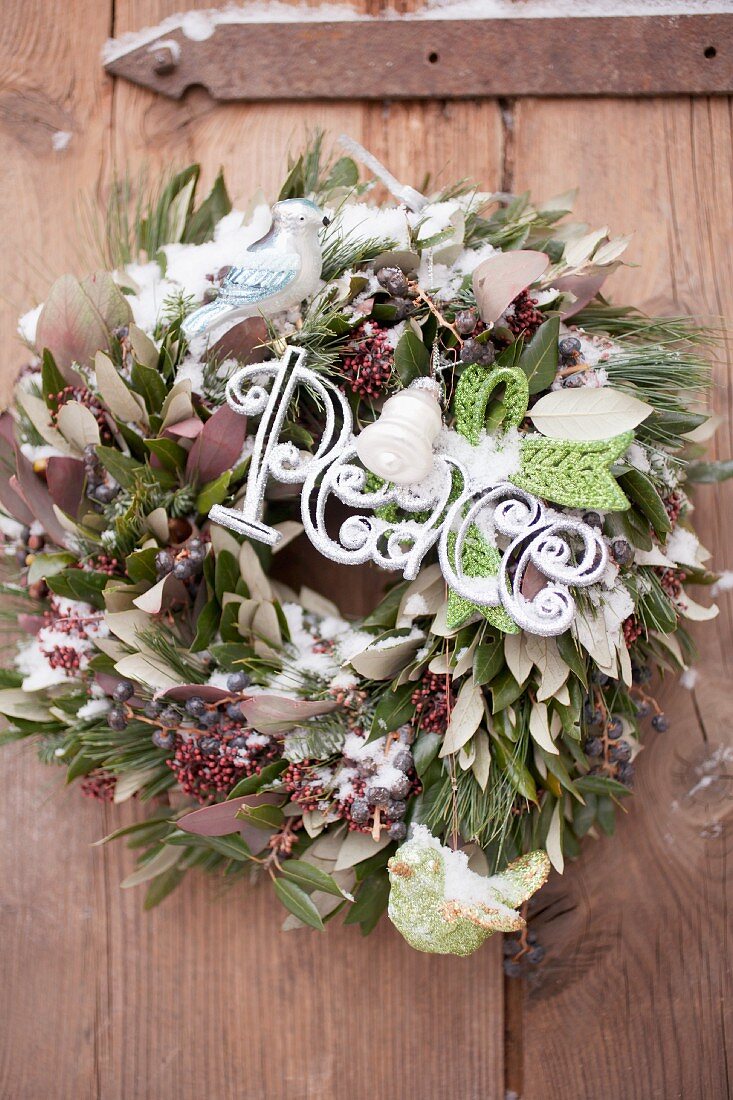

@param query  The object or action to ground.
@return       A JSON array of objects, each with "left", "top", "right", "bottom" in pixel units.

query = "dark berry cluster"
[
  {"left": 340, "top": 735, "right": 419, "bottom": 843},
  {"left": 155, "top": 536, "right": 207, "bottom": 582},
  {"left": 411, "top": 672, "right": 456, "bottom": 735},
  {"left": 583, "top": 692, "right": 639, "bottom": 788},
  {"left": 83, "top": 443, "right": 120, "bottom": 505},
  {"left": 506, "top": 289, "right": 544, "bottom": 339},
  {"left": 339, "top": 322, "right": 394, "bottom": 400}
]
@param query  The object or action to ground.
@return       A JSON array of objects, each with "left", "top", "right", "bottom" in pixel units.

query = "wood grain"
[
  {"left": 0, "top": 3, "right": 731, "bottom": 1098},
  {"left": 512, "top": 96, "right": 733, "bottom": 1100}
]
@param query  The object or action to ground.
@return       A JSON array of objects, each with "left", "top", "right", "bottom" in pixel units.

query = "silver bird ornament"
[{"left": 182, "top": 198, "right": 330, "bottom": 340}]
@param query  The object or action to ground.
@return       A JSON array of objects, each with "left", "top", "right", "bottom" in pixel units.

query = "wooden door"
[{"left": 1, "top": 3, "right": 731, "bottom": 1097}]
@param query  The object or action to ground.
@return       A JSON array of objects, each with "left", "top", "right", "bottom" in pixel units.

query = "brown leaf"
[
  {"left": 554, "top": 272, "right": 608, "bottom": 319},
  {"left": 35, "top": 274, "right": 108, "bottom": 373},
  {"left": 163, "top": 684, "right": 232, "bottom": 704},
  {"left": 472, "top": 250, "right": 549, "bottom": 324},
  {"left": 205, "top": 316, "right": 269, "bottom": 364},
  {"left": 185, "top": 403, "right": 247, "bottom": 484},
  {"left": 46, "top": 456, "right": 85, "bottom": 518},
  {"left": 80, "top": 271, "right": 131, "bottom": 332},
  {"left": 178, "top": 792, "right": 281, "bottom": 837},
  {"left": 241, "top": 694, "right": 339, "bottom": 734},
  {"left": 12, "top": 446, "right": 69, "bottom": 546}
]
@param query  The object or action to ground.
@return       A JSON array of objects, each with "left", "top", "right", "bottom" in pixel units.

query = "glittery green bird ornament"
[{"left": 387, "top": 826, "right": 550, "bottom": 956}]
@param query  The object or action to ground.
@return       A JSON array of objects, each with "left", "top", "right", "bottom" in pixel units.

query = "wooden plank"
[
  {"left": 0, "top": 0, "right": 114, "bottom": 399},
  {"left": 0, "top": 3, "right": 115, "bottom": 1097},
  {"left": 511, "top": 95, "right": 733, "bottom": 1100},
  {"left": 104, "top": 15, "right": 733, "bottom": 100}
]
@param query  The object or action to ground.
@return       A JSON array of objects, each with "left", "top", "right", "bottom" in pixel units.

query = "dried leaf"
[
  {"left": 121, "top": 845, "right": 181, "bottom": 888},
  {"left": 563, "top": 227, "right": 609, "bottom": 268},
  {"left": 35, "top": 274, "right": 108, "bottom": 373},
  {"left": 471, "top": 730, "right": 492, "bottom": 791},
  {"left": 241, "top": 695, "right": 338, "bottom": 735},
  {"left": 528, "top": 387, "right": 652, "bottom": 441},
  {"left": 472, "top": 250, "right": 549, "bottom": 324},
  {"left": 15, "top": 392, "right": 75, "bottom": 455},
  {"left": 529, "top": 701, "right": 559, "bottom": 755},
  {"left": 349, "top": 633, "right": 425, "bottom": 680},
  {"left": 95, "top": 351, "right": 148, "bottom": 424},
  {"left": 440, "top": 677, "right": 484, "bottom": 757},
  {"left": 503, "top": 634, "right": 532, "bottom": 685},
  {"left": 554, "top": 272, "right": 608, "bottom": 319},
  {"left": 524, "top": 635, "right": 569, "bottom": 702},
  {"left": 334, "top": 829, "right": 392, "bottom": 871},
  {"left": 545, "top": 800, "right": 564, "bottom": 874},
  {"left": 55, "top": 401, "right": 101, "bottom": 452}
]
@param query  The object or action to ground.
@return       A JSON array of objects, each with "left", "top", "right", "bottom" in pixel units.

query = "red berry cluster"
[
  {"left": 43, "top": 644, "right": 82, "bottom": 673},
  {"left": 81, "top": 770, "right": 117, "bottom": 801},
  {"left": 50, "top": 386, "right": 113, "bottom": 444},
  {"left": 281, "top": 762, "right": 331, "bottom": 814},
  {"left": 339, "top": 323, "right": 394, "bottom": 399},
  {"left": 167, "top": 727, "right": 278, "bottom": 804},
  {"left": 623, "top": 615, "right": 643, "bottom": 645},
  {"left": 506, "top": 290, "right": 545, "bottom": 339},
  {"left": 411, "top": 672, "right": 456, "bottom": 735},
  {"left": 657, "top": 567, "right": 686, "bottom": 601},
  {"left": 663, "top": 491, "right": 684, "bottom": 526},
  {"left": 89, "top": 554, "right": 123, "bottom": 576}
]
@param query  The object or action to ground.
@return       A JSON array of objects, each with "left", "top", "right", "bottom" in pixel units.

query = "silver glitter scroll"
[{"left": 209, "top": 345, "right": 607, "bottom": 636}]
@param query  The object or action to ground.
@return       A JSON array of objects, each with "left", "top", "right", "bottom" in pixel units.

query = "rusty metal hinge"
[{"left": 104, "top": 14, "right": 732, "bottom": 100}]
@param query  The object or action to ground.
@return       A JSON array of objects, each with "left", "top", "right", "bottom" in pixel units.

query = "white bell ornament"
[{"left": 355, "top": 378, "right": 443, "bottom": 486}]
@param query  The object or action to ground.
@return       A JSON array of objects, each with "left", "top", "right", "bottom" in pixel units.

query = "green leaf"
[
  {"left": 94, "top": 446, "right": 143, "bottom": 489},
  {"left": 214, "top": 549, "right": 240, "bottom": 603},
  {"left": 595, "top": 795, "right": 616, "bottom": 836},
  {"left": 143, "top": 863, "right": 186, "bottom": 908},
  {"left": 619, "top": 469, "right": 671, "bottom": 538},
  {"left": 325, "top": 156, "right": 359, "bottom": 190},
  {"left": 518, "top": 314, "right": 559, "bottom": 394},
  {"left": 279, "top": 860, "right": 347, "bottom": 898},
  {"left": 66, "top": 749, "right": 96, "bottom": 781},
  {"left": 235, "top": 802, "right": 284, "bottom": 830},
  {"left": 27, "top": 552, "right": 75, "bottom": 585},
  {"left": 573, "top": 792, "right": 597, "bottom": 838},
  {"left": 227, "top": 759, "right": 287, "bottom": 798},
  {"left": 191, "top": 598, "right": 220, "bottom": 652},
  {"left": 473, "top": 640, "right": 505, "bottom": 686},
  {"left": 181, "top": 170, "right": 232, "bottom": 245},
  {"left": 343, "top": 871, "right": 390, "bottom": 935},
  {"left": 273, "top": 878, "right": 325, "bottom": 930},
  {"left": 145, "top": 437, "right": 187, "bottom": 473},
  {"left": 686, "top": 459, "right": 733, "bottom": 484},
  {"left": 490, "top": 668, "right": 523, "bottom": 713},
  {"left": 412, "top": 731, "right": 443, "bottom": 779},
  {"left": 130, "top": 361, "right": 167, "bottom": 415},
  {"left": 575, "top": 774, "right": 631, "bottom": 797},
  {"left": 125, "top": 548, "right": 159, "bottom": 585},
  {"left": 394, "top": 329, "right": 430, "bottom": 387},
  {"left": 368, "top": 682, "right": 416, "bottom": 742},
  {"left": 204, "top": 834, "right": 252, "bottom": 861},
  {"left": 555, "top": 631, "right": 588, "bottom": 689},
  {"left": 196, "top": 470, "right": 231, "bottom": 514},
  {"left": 41, "top": 349, "right": 68, "bottom": 405},
  {"left": 47, "top": 568, "right": 110, "bottom": 608}
]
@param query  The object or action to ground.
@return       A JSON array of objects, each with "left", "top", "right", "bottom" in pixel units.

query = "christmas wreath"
[{"left": 1, "top": 135, "right": 724, "bottom": 958}]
